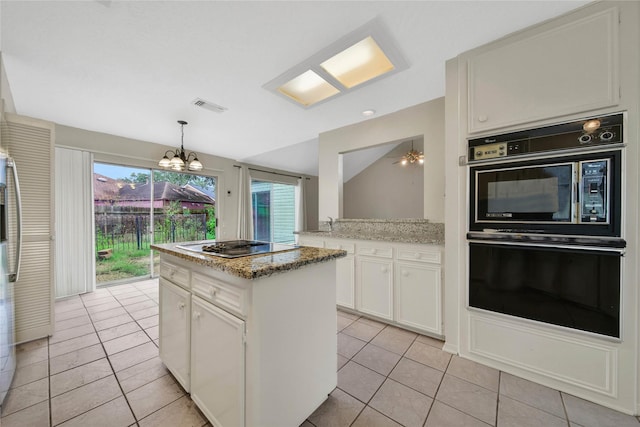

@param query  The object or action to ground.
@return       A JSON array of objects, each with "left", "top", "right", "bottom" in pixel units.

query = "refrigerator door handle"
[{"left": 7, "top": 157, "right": 22, "bottom": 283}]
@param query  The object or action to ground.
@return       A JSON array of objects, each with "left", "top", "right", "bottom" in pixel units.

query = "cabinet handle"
[
  {"left": 478, "top": 114, "right": 488, "bottom": 123},
  {"left": 170, "top": 270, "right": 176, "bottom": 278},
  {"left": 209, "top": 287, "right": 217, "bottom": 298},
  {"left": 177, "top": 302, "right": 185, "bottom": 310}
]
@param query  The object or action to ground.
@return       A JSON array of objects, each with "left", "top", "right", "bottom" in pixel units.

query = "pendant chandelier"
[
  {"left": 399, "top": 141, "right": 424, "bottom": 166},
  {"left": 158, "top": 120, "right": 203, "bottom": 172}
]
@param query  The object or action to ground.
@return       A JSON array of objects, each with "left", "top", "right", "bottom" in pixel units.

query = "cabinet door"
[
  {"left": 356, "top": 257, "right": 393, "bottom": 320},
  {"left": 298, "top": 236, "right": 324, "bottom": 248},
  {"left": 336, "top": 255, "right": 355, "bottom": 309},
  {"left": 395, "top": 262, "right": 442, "bottom": 335},
  {"left": 191, "top": 296, "right": 245, "bottom": 427},
  {"left": 467, "top": 7, "right": 619, "bottom": 133},
  {"left": 159, "top": 279, "right": 191, "bottom": 391}
]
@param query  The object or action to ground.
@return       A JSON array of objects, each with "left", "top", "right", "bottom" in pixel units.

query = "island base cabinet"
[
  {"left": 159, "top": 278, "right": 191, "bottom": 392},
  {"left": 395, "top": 262, "right": 442, "bottom": 335},
  {"left": 191, "top": 295, "right": 245, "bottom": 427}
]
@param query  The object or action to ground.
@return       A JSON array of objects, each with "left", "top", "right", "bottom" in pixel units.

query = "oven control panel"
[
  {"left": 580, "top": 159, "right": 609, "bottom": 223},
  {"left": 471, "top": 142, "right": 507, "bottom": 161}
]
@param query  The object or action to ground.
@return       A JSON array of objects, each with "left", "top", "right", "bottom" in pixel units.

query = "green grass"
[{"left": 96, "top": 249, "right": 150, "bottom": 283}]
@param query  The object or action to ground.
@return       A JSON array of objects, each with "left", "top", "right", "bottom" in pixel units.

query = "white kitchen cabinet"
[
  {"left": 467, "top": 7, "right": 619, "bottom": 133},
  {"left": 191, "top": 295, "right": 245, "bottom": 427},
  {"left": 395, "top": 261, "right": 441, "bottom": 335},
  {"left": 356, "top": 255, "right": 393, "bottom": 321},
  {"left": 325, "top": 240, "right": 355, "bottom": 309},
  {"left": 159, "top": 278, "right": 191, "bottom": 392}
]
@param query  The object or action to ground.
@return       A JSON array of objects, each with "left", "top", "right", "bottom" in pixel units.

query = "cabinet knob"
[
  {"left": 193, "top": 311, "right": 201, "bottom": 320},
  {"left": 380, "top": 267, "right": 388, "bottom": 274},
  {"left": 478, "top": 114, "right": 488, "bottom": 123},
  {"left": 177, "top": 302, "right": 185, "bottom": 310},
  {"left": 372, "top": 249, "right": 378, "bottom": 255},
  {"left": 209, "top": 287, "right": 217, "bottom": 298},
  {"left": 414, "top": 253, "right": 421, "bottom": 259},
  {"left": 402, "top": 271, "right": 410, "bottom": 277}
]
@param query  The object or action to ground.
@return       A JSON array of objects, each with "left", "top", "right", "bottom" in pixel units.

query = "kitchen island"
[{"left": 152, "top": 242, "right": 346, "bottom": 427}]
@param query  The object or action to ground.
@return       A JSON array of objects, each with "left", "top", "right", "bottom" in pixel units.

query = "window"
[{"left": 251, "top": 180, "right": 296, "bottom": 244}]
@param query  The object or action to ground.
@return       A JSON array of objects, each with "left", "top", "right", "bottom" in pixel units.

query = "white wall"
[
  {"left": 318, "top": 97, "right": 444, "bottom": 221},
  {"left": 343, "top": 140, "right": 424, "bottom": 219},
  {"left": 0, "top": 53, "right": 16, "bottom": 115}
]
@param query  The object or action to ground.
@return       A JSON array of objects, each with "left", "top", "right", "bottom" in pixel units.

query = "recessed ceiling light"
[
  {"left": 277, "top": 70, "right": 340, "bottom": 107},
  {"left": 321, "top": 36, "right": 394, "bottom": 89},
  {"left": 362, "top": 109, "right": 376, "bottom": 117},
  {"left": 263, "top": 18, "right": 408, "bottom": 109}
]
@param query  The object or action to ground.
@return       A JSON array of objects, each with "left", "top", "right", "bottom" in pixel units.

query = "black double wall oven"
[{"left": 467, "top": 113, "right": 625, "bottom": 338}]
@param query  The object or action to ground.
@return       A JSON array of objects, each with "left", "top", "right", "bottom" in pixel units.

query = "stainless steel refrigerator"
[{"left": 0, "top": 150, "right": 22, "bottom": 406}]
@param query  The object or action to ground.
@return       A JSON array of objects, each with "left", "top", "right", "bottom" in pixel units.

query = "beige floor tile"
[
  {"left": 55, "top": 299, "right": 84, "bottom": 314},
  {"left": 389, "top": 357, "right": 444, "bottom": 398},
  {"left": 498, "top": 395, "right": 567, "bottom": 427},
  {"left": 337, "top": 315, "right": 355, "bottom": 331},
  {"left": 123, "top": 299, "right": 157, "bottom": 313},
  {"left": 447, "top": 356, "right": 500, "bottom": 392},
  {"left": 108, "top": 285, "right": 139, "bottom": 295},
  {"left": 500, "top": 372, "right": 564, "bottom": 418},
  {"left": 0, "top": 400, "right": 50, "bottom": 427},
  {"left": 49, "top": 333, "right": 100, "bottom": 358},
  {"left": 369, "top": 379, "right": 433, "bottom": 427},
  {"left": 353, "top": 344, "right": 401, "bottom": 376},
  {"left": 126, "top": 374, "right": 185, "bottom": 419},
  {"left": 79, "top": 289, "right": 111, "bottom": 300},
  {"left": 130, "top": 306, "right": 159, "bottom": 321},
  {"left": 56, "top": 396, "right": 135, "bottom": 427},
  {"left": 103, "top": 330, "right": 151, "bottom": 356},
  {"left": 337, "top": 310, "right": 360, "bottom": 321},
  {"left": 89, "top": 306, "right": 128, "bottom": 322},
  {"left": 415, "top": 334, "right": 445, "bottom": 349},
  {"left": 113, "top": 290, "right": 145, "bottom": 300},
  {"left": 85, "top": 300, "right": 123, "bottom": 314},
  {"left": 562, "top": 393, "right": 640, "bottom": 427},
  {"left": 338, "top": 354, "right": 349, "bottom": 371},
  {"left": 11, "top": 359, "right": 48, "bottom": 388},
  {"left": 55, "top": 314, "right": 92, "bottom": 331},
  {"left": 425, "top": 401, "right": 491, "bottom": 427},
  {"left": 93, "top": 313, "right": 135, "bottom": 331},
  {"left": 342, "top": 320, "right": 384, "bottom": 342},
  {"left": 370, "top": 326, "right": 417, "bottom": 355},
  {"left": 337, "top": 332, "right": 367, "bottom": 359},
  {"left": 137, "top": 315, "right": 159, "bottom": 329},
  {"left": 405, "top": 341, "right": 451, "bottom": 371},
  {"left": 116, "top": 356, "right": 169, "bottom": 393},
  {"left": 0, "top": 378, "right": 49, "bottom": 416},
  {"left": 50, "top": 375, "right": 122, "bottom": 425},
  {"left": 352, "top": 406, "right": 402, "bottom": 427},
  {"left": 82, "top": 296, "right": 118, "bottom": 308},
  {"left": 50, "top": 358, "right": 113, "bottom": 397},
  {"left": 49, "top": 344, "right": 106, "bottom": 375},
  {"left": 55, "top": 307, "right": 89, "bottom": 322},
  {"left": 115, "top": 294, "right": 149, "bottom": 306},
  {"left": 308, "top": 388, "right": 365, "bottom": 427},
  {"left": 109, "top": 341, "right": 159, "bottom": 372},
  {"left": 435, "top": 374, "right": 497, "bottom": 426},
  {"left": 338, "top": 361, "right": 385, "bottom": 403},
  {"left": 49, "top": 323, "right": 95, "bottom": 345},
  {"left": 145, "top": 325, "right": 159, "bottom": 341},
  {"left": 16, "top": 337, "right": 48, "bottom": 352},
  {"left": 138, "top": 395, "right": 207, "bottom": 427},
  {"left": 16, "top": 345, "right": 48, "bottom": 368},
  {"left": 97, "top": 321, "right": 142, "bottom": 342}
]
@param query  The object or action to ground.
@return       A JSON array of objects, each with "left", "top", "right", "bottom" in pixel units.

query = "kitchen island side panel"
[{"left": 245, "top": 260, "right": 337, "bottom": 427}]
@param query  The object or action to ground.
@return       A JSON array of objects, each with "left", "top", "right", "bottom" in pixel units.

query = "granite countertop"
[
  {"left": 295, "top": 230, "right": 444, "bottom": 245},
  {"left": 151, "top": 242, "right": 346, "bottom": 280}
]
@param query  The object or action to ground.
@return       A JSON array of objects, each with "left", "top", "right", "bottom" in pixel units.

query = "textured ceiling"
[{"left": 1, "top": 1, "right": 588, "bottom": 175}]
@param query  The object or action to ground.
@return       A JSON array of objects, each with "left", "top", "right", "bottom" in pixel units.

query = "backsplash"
[{"left": 319, "top": 218, "right": 444, "bottom": 243}]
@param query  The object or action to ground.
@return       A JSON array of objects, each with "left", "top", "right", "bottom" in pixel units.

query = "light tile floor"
[{"left": 1, "top": 279, "right": 639, "bottom": 427}]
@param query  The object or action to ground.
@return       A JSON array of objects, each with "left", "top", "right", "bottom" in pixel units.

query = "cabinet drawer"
[
  {"left": 325, "top": 240, "right": 355, "bottom": 254},
  {"left": 192, "top": 272, "right": 247, "bottom": 318},
  {"left": 396, "top": 248, "right": 441, "bottom": 264},
  {"left": 357, "top": 244, "right": 392, "bottom": 258},
  {"left": 160, "top": 260, "right": 191, "bottom": 289}
]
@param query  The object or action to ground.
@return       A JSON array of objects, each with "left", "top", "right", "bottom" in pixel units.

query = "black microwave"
[{"left": 469, "top": 151, "right": 621, "bottom": 237}]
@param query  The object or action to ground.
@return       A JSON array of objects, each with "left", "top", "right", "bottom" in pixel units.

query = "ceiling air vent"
[{"left": 192, "top": 98, "right": 228, "bottom": 113}]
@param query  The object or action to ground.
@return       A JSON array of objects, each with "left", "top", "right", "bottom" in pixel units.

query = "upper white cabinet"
[{"left": 467, "top": 7, "right": 619, "bottom": 133}]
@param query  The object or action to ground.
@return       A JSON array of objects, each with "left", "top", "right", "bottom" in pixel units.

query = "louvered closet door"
[{"left": 1, "top": 114, "right": 55, "bottom": 343}]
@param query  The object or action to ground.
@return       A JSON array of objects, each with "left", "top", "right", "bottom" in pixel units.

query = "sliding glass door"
[
  {"left": 93, "top": 163, "right": 216, "bottom": 286},
  {"left": 251, "top": 180, "right": 296, "bottom": 244}
]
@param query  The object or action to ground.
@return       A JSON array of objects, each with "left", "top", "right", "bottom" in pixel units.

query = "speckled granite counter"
[
  {"left": 296, "top": 219, "right": 444, "bottom": 245},
  {"left": 151, "top": 242, "right": 346, "bottom": 280}
]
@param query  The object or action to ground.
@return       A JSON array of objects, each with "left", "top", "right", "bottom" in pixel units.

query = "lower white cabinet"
[
  {"left": 395, "top": 261, "right": 441, "bottom": 334},
  {"left": 159, "top": 278, "right": 191, "bottom": 391},
  {"left": 356, "top": 256, "right": 393, "bottom": 320},
  {"left": 299, "top": 235, "right": 444, "bottom": 335},
  {"left": 191, "top": 296, "right": 245, "bottom": 427}
]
